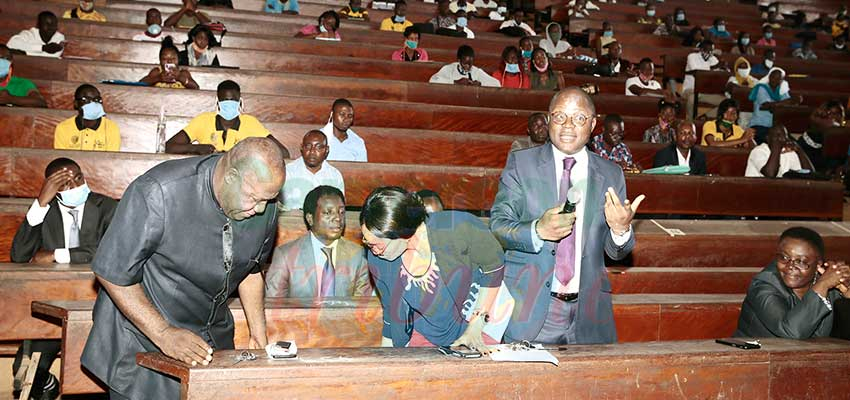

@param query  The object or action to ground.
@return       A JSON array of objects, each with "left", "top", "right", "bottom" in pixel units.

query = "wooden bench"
[{"left": 33, "top": 294, "right": 745, "bottom": 394}]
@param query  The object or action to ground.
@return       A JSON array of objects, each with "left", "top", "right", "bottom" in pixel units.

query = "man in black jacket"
[
  {"left": 10, "top": 157, "right": 117, "bottom": 400},
  {"left": 652, "top": 119, "right": 707, "bottom": 175}
]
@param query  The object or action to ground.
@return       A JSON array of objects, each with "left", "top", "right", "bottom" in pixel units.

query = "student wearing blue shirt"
[
  {"left": 265, "top": 0, "right": 299, "bottom": 15},
  {"left": 748, "top": 67, "right": 802, "bottom": 143},
  {"left": 707, "top": 18, "right": 732, "bottom": 41}
]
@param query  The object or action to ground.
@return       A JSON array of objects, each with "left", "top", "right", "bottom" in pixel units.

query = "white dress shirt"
[
  {"left": 25, "top": 198, "right": 86, "bottom": 263},
  {"left": 281, "top": 157, "right": 345, "bottom": 211},
  {"left": 320, "top": 122, "right": 368, "bottom": 162},
  {"left": 745, "top": 143, "right": 802, "bottom": 177},
  {"left": 676, "top": 148, "right": 691, "bottom": 167},
  {"left": 446, "top": 24, "right": 476, "bottom": 39},
  {"left": 429, "top": 62, "right": 501, "bottom": 87},
  {"left": 7, "top": 28, "right": 65, "bottom": 58}
]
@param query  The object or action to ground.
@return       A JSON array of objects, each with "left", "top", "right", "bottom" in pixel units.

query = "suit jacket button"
[
  {"left": 551, "top": 250, "right": 556, "bottom": 256},
  {"left": 545, "top": 282, "right": 551, "bottom": 288}
]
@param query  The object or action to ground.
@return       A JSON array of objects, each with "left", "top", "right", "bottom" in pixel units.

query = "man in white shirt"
[
  {"left": 745, "top": 124, "right": 813, "bottom": 177},
  {"left": 7, "top": 11, "right": 65, "bottom": 58},
  {"left": 132, "top": 8, "right": 165, "bottom": 42},
  {"left": 449, "top": 0, "right": 477, "bottom": 15},
  {"left": 625, "top": 58, "right": 664, "bottom": 96},
  {"left": 281, "top": 130, "right": 345, "bottom": 211},
  {"left": 499, "top": 9, "right": 536, "bottom": 36},
  {"left": 320, "top": 99, "right": 368, "bottom": 162},
  {"left": 447, "top": 10, "right": 475, "bottom": 38},
  {"left": 488, "top": 0, "right": 507, "bottom": 20},
  {"left": 429, "top": 45, "right": 501, "bottom": 87},
  {"left": 473, "top": 0, "right": 497, "bottom": 9},
  {"left": 10, "top": 157, "right": 116, "bottom": 400},
  {"left": 683, "top": 40, "right": 725, "bottom": 117}
]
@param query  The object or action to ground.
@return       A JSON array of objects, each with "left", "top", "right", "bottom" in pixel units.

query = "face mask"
[
  {"left": 534, "top": 57, "right": 549, "bottom": 72},
  {"left": 80, "top": 1, "right": 94, "bottom": 12},
  {"left": 738, "top": 67, "right": 750, "bottom": 78},
  {"left": 393, "top": 15, "right": 406, "bottom": 23},
  {"left": 350, "top": 6, "right": 361, "bottom": 12},
  {"left": 550, "top": 32, "right": 562, "bottom": 42},
  {"left": 521, "top": 50, "right": 532, "bottom": 58},
  {"left": 836, "top": 43, "right": 846, "bottom": 49},
  {"left": 741, "top": 37, "right": 750, "bottom": 46},
  {"left": 218, "top": 100, "right": 241, "bottom": 120},
  {"left": 405, "top": 40, "right": 418, "bottom": 49},
  {"left": 457, "top": 17, "right": 468, "bottom": 27},
  {"left": 505, "top": 63, "right": 520, "bottom": 73},
  {"left": 58, "top": 183, "right": 91, "bottom": 208},
  {"left": 81, "top": 102, "right": 105, "bottom": 120},
  {"left": 497, "top": 6, "right": 506, "bottom": 12},
  {"left": 0, "top": 59, "right": 10, "bottom": 79},
  {"left": 764, "top": 59, "right": 774, "bottom": 68},
  {"left": 676, "top": 13, "right": 685, "bottom": 21},
  {"left": 647, "top": 10, "right": 656, "bottom": 17},
  {"left": 764, "top": 32, "right": 773, "bottom": 40},
  {"left": 719, "top": 120, "right": 734, "bottom": 129},
  {"left": 376, "top": 238, "right": 407, "bottom": 261},
  {"left": 768, "top": 7, "right": 776, "bottom": 13},
  {"left": 147, "top": 24, "right": 162, "bottom": 35},
  {"left": 603, "top": 30, "right": 614, "bottom": 37},
  {"left": 717, "top": 24, "right": 726, "bottom": 32},
  {"left": 319, "top": 25, "right": 328, "bottom": 33}
]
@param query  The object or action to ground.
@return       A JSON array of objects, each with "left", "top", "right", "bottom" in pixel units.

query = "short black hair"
[
  {"left": 332, "top": 98, "right": 353, "bottom": 110},
  {"left": 74, "top": 83, "right": 98, "bottom": 100},
  {"left": 159, "top": 36, "right": 179, "bottom": 57},
  {"left": 37, "top": 11, "right": 57, "bottom": 23},
  {"left": 700, "top": 39, "right": 715, "bottom": 49},
  {"left": 44, "top": 157, "right": 80, "bottom": 178},
  {"left": 360, "top": 186, "right": 427, "bottom": 240},
  {"left": 501, "top": 45, "right": 519, "bottom": 61},
  {"left": 519, "top": 36, "right": 533, "bottom": 47},
  {"left": 457, "top": 44, "right": 475, "bottom": 60},
  {"left": 303, "top": 185, "right": 345, "bottom": 229},
  {"left": 403, "top": 25, "right": 419, "bottom": 38},
  {"left": 658, "top": 99, "right": 678, "bottom": 112},
  {"left": 603, "top": 113, "right": 623, "bottom": 125},
  {"left": 639, "top": 57, "right": 653, "bottom": 67},
  {"left": 217, "top": 80, "right": 241, "bottom": 96},
  {"left": 185, "top": 24, "right": 220, "bottom": 47},
  {"left": 416, "top": 189, "right": 444, "bottom": 208},
  {"left": 779, "top": 227, "right": 825, "bottom": 258},
  {"left": 716, "top": 98, "right": 738, "bottom": 123},
  {"left": 713, "top": 17, "right": 724, "bottom": 25},
  {"left": 528, "top": 112, "right": 547, "bottom": 128},
  {"left": 318, "top": 10, "right": 341, "bottom": 30}
]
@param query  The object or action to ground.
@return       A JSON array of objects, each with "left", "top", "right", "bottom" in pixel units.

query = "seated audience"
[
  {"left": 625, "top": 58, "right": 664, "bottom": 97},
  {"left": 652, "top": 120, "right": 707, "bottom": 175},
  {"left": 339, "top": 0, "right": 369, "bottom": 21},
  {"left": 321, "top": 98, "right": 368, "bottom": 162},
  {"left": 735, "top": 227, "right": 849, "bottom": 339},
  {"left": 10, "top": 157, "right": 117, "bottom": 400},
  {"left": 567, "top": 0, "right": 596, "bottom": 18},
  {"left": 450, "top": 0, "right": 478, "bottom": 15},
  {"left": 488, "top": 0, "right": 507, "bottom": 20},
  {"left": 499, "top": 9, "right": 536, "bottom": 36},
  {"left": 682, "top": 27, "right": 706, "bottom": 49},
  {"left": 266, "top": 186, "right": 370, "bottom": 298},
  {"left": 430, "top": 0, "right": 457, "bottom": 30},
  {"left": 643, "top": 100, "right": 678, "bottom": 144},
  {"left": 674, "top": 7, "right": 689, "bottom": 26},
  {"left": 763, "top": 10, "right": 782, "bottom": 29},
  {"left": 473, "top": 0, "right": 498, "bottom": 9},
  {"left": 539, "top": 23, "right": 574, "bottom": 58},
  {"left": 588, "top": 41, "right": 635, "bottom": 77},
  {"left": 707, "top": 18, "right": 732, "bottom": 41},
  {"left": 745, "top": 124, "right": 813, "bottom": 178},
  {"left": 392, "top": 26, "right": 429, "bottom": 61},
  {"left": 797, "top": 101, "right": 847, "bottom": 173},
  {"left": 166, "top": 80, "right": 279, "bottom": 154},
  {"left": 702, "top": 99, "right": 755, "bottom": 149},
  {"left": 380, "top": 1, "right": 413, "bottom": 32},
  {"left": 416, "top": 189, "right": 445, "bottom": 213},
  {"left": 751, "top": 49, "right": 776, "bottom": 77},
  {"left": 591, "top": 114, "right": 635, "bottom": 169},
  {"left": 683, "top": 40, "right": 724, "bottom": 117},
  {"left": 430, "top": 45, "right": 501, "bottom": 87},
  {"left": 448, "top": 10, "right": 475, "bottom": 38},
  {"left": 511, "top": 112, "right": 548, "bottom": 151},
  {"left": 361, "top": 186, "right": 504, "bottom": 349},
  {"left": 164, "top": 0, "right": 211, "bottom": 29},
  {"left": 133, "top": 8, "right": 164, "bottom": 42},
  {"left": 726, "top": 57, "right": 757, "bottom": 95},
  {"left": 492, "top": 46, "right": 529, "bottom": 89},
  {"left": 264, "top": 0, "right": 299, "bottom": 15},
  {"left": 178, "top": 25, "right": 221, "bottom": 67},
  {"left": 0, "top": 45, "right": 47, "bottom": 108},
  {"left": 296, "top": 10, "right": 341, "bottom": 40},
  {"left": 594, "top": 21, "right": 617, "bottom": 57},
  {"left": 529, "top": 47, "right": 562, "bottom": 91},
  {"left": 64, "top": 0, "right": 107, "bottom": 21},
  {"left": 792, "top": 38, "right": 818, "bottom": 60},
  {"left": 281, "top": 131, "right": 345, "bottom": 211},
  {"left": 756, "top": 26, "right": 777, "bottom": 47},
  {"left": 748, "top": 68, "right": 801, "bottom": 143},
  {"left": 731, "top": 32, "right": 756, "bottom": 55},
  {"left": 54, "top": 84, "right": 120, "bottom": 151},
  {"left": 637, "top": 3, "right": 662, "bottom": 25},
  {"left": 7, "top": 12, "right": 65, "bottom": 58},
  {"left": 653, "top": 15, "right": 681, "bottom": 36},
  {"left": 140, "top": 37, "right": 200, "bottom": 89},
  {"left": 519, "top": 36, "right": 534, "bottom": 72}
]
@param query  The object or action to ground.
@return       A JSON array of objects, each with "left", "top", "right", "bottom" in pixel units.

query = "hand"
[
  {"left": 768, "top": 138, "right": 784, "bottom": 153},
  {"left": 31, "top": 250, "right": 55, "bottom": 264},
  {"left": 161, "top": 68, "right": 178, "bottom": 83},
  {"left": 154, "top": 326, "right": 213, "bottom": 366},
  {"left": 470, "top": 80, "right": 482, "bottom": 86},
  {"left": 454, "top": 77, "right": 473, "bottom": 85},
  {"left": 813, "top": 261, "right": 850, "bottom": 297},
  {"left": 535, "top": 205, "right": 576, "bottom": 241},
  {"left": 603, "top": 187, "right": 644, "bottom": 235},
  {"left": 193, "top": 144, "right": 217, "bottom": 155},
  {"left": 247, "top": 332, "right": 268, "bottom": 350},
  {"left": 42, "top": 42, "right": 63, "bottom": 54},
  {"left": 450, "top": 311, "right": 491, "bottom": 355},
  {"left": 743, "top": 128, "right": 756, "bottom": 141},
  {"left": 38, "top": 168, "right": 75, "bottom": 207},
  {"left": 177, "top": 70, "right": 193, "bottom": 85}
]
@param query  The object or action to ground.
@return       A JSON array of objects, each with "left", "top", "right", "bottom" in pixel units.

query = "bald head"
[
  {"left": 215, "top": 137, "right": 286, "bottom": 220},
  {"left": 227, "top": 137, "right": 285, "bottom": 181},
  {"left": 548, "top": 87, "right": 597, "bottom": 155}
]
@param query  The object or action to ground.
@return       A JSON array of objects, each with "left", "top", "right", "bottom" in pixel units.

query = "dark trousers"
[
  {"left": 532, "top": 296, "right": 579, "bottom": 345},
  {"left": 12, "top": 340, "right": 61, "bottom": 395},
  {"left": 110, "top": 389, "right": 132, "bottom": 400}
]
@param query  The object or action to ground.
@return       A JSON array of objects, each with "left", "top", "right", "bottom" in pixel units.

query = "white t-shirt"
[
  {"left": 473, "top": 0, "right": 497, "bottom": 8},
  {"left": 446, "top": 25, "right": 475, "bottom": 38},
  {"left": 429, "top": 62, "right": 501, "bottom": 87},
  {"left": 7, "top": 27, "right": 65, "bottom": 58},
  {"left": 683, "top": 52, "right": 719, "bottom": 92},
  {"left": 320, "top": 122, "right": 368, "bottom": 162},
  {"left": 281, "top": 157, "right": 345, "bottom": 211},
  {"left": 488, "top": 10, "right": 505, "bottom": 20},
  {"left": 625, "top": 76, "right": 662, "bottom": 96},
  {"left": 449, "top": 1, "right": 477, "bottom": 13},
  {"left": 745, "top": 143, "right": 802, "bottom": 177}
]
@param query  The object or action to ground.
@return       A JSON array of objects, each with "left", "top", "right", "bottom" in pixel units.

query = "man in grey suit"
[
  {"left": 490, "top": 88, "right": 645, "bottom": 345},
  {"left": 266, "top": 185, "right": 371, "bottom": 298}
]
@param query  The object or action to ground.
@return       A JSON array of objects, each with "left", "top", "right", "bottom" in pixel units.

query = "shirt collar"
[
  {"left": 550, "top": 143, "right": 589, "bottom": 164},
  {"left": 310, "top": 231, "right": 338, "bottom": 251},
  {"left": 297, "top": 157, "right": 326, "bottom": 175},
  {"left": 75, "top": 115, "right": 102, "bottom": 131},
  {"left": 215, "top": 115, "right": 241, "bottom": 131}
]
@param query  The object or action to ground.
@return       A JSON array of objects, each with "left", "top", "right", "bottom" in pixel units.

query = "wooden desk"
[{"left": 137, "top": 338, "right": 850, "bottom": 399}]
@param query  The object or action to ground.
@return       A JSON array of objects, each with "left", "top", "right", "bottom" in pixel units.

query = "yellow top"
[
  {"left": 183, "top": 112, "right": 270, "bottom": 152},
  {"left": 380, "top": 18, "right": 413, "bottom": 32},
  {"left": 63, "top": 8, "right": 108, "bottom": 22},
  {"left": 701, "top": 120, "right": 745, "bottom": 145},
  {"left": 54, "top": 116, "right": 121, "bottom": 151}
]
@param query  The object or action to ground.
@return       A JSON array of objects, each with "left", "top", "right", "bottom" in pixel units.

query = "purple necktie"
[
  {"left": 554, "top": 157, "right": 576, "bottom": 286},
  {"left": 320, "top": 247, "right": 335, "bottom": 297}
]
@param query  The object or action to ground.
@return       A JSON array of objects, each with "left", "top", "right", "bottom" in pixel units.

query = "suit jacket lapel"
[
  {"left": 582, "top": 155, "right": 605, "bottom": 255},
  {"left": 534, "top": 145, "right": 558, "bottom": 207},
  {"left": 296, "top": 235, "right": 319, "bottom": 297},
  {"left": 333, "top": 240, "right": 352, "bottom": 297},
  {"left": 45, "top": 199, "right": 65, "bottom": 247}
]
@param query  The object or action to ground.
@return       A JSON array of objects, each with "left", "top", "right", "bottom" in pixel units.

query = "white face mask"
[
  {"left": 764, "top": 59, "right": 774, "bottom": 68},
  {"left": 738, "top": 67, "right": 750, "bottom": 78}
]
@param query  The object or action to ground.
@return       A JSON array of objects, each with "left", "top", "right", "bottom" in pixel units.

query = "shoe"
[{"left": 33, "top": 384, "right": 59, "bottom": 400}]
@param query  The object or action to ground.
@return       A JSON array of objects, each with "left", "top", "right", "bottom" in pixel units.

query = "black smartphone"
[
  {"left": 437, "top": 346, "right": 482, "bottom": 359},
  {"left": 274, "top": 341, "right": 291, "bottom": 350},
  {"left": 715, "top": 338, "right": 761, "bottom": 350}
]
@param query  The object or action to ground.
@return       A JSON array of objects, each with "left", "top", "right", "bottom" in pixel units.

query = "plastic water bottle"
[{"left": 156, "top": 105, "right": 167, "bottom": 153}]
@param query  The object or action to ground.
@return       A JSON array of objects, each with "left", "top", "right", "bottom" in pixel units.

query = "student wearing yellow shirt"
[
  {"left": 701, "top": 98, "right": 755, "bottom": 149},
  {"left": 339, "top": 0, "right": 369, "bottom": 21},
  {"left": 166, "top": 80, "right": 288, "bottom": 155},
  {"left": 380, "top": 1, "right": 413, "bottom": 32},
  {"left": 54, "top": 84, "right": 121, "bottom": 152},
  {"left": 63, "top": 0, "right": 108, "bottom": 22}
]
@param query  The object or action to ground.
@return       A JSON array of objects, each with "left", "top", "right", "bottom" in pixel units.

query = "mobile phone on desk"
[
  {"left": 437, "top": 346, "right": 482, "bottom": 359},
  {"left": 715, "top": 338, "right": 761, "bottom": 350}
]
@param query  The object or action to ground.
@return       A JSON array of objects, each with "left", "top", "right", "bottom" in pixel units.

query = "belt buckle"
[{"left": 551, "top": 292, "right": 578, "bottom": 302}]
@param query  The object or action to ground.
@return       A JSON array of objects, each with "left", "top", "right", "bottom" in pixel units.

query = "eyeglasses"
[
  {"left": 77, "top": 96, "right": 103, "bottom": 104},
  {"left": 550, "top": 112, "right": 591, "bottom": 127},
  {"left": 777, "top": 253, "right": 816, "bottom": 271}
]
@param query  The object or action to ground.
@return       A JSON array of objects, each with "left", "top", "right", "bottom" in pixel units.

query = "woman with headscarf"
[
  {"left": 748, "top": 67, "right": 802, "bottom": 143},
  {"left": 492, "top": 46, "right": 529, "bottom": 89},
  {"left": 177, "top": 24, "right": 220, "bottom": 67},
  {"left": 529, "top": 47, "right": 561, "bottom": 91},
  {"left": 720, "top": 57, "right": 758, "bottom": 125},
  {"left": 539, "top": 22, "right": 574, "bottom": 58}
]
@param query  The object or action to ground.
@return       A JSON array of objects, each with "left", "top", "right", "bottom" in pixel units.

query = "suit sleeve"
[
  {"left": 264, "top": 245, "right": 291, "bottom": 297},
  {"left": 745, "top": 279, "right": 832, "bottom": 339},
  {"left": 603, "top": 167, "right": 635, "bottom": 261},
  {"left": 461, "top": 216, "right": 505, "bottom": 288},
  {"left": 352, "top": 247, "right": 373, "bottom": 296},
  {"left": 489, "top": 151, "right": 538, "bottom": 253},
  {"left": 69, "top": 198, "right": 118, "bottom": 264},
  {"left": 10, "top": 217, "right": 43, "bottom": 263}
]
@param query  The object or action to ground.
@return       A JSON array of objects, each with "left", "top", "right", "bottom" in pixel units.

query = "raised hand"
[
  {"left": 38, "top": 168, "right": 75, "bottom": 207},
  {"left": 603, "top": 187, "right": 645, "bottom": 235}
]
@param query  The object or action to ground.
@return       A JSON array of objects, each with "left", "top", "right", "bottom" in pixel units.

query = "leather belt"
[{"left": 550, "top": 292, "right": 579, "bottom": 302}]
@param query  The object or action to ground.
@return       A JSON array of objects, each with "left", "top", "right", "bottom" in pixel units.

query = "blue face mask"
[
  {"left": 0, "top": 59, "right": 10, "bottom": 79},
  {"left": 457, "top": 17, "right": 468, "bottom": 27},
  {"left": 81, "top": 102, "right": 105, "bottom": 121},
  {"left": 218, "top": 100, "right": 241, "bottom": 121},
  {"left": 147, "top": 23, "right": 162, "bottom": 35},
  {"left": 603, "top": 30, "right": 614, "bottom": 37},
  {"left": 764, "top": 32, "right": 773, "bottom": 39},
  {"left": 505, "top": 63, "right": 520, "bottom": 73},
  {"left": 405, "top": 40, "right": 418, "bottom": 49},
  {"left": 717, "top": 24, "right": 726, "bottom": 32},
  {"left": 58, "top": 183, "right": 91, "bottom": 208},
  {"left": 741, "top": 37, "right": 750, "bottom": 46},
  {"left": 394, "top": 15, "right": 405, "bottom": 23},
  {"left": 521, "top": 49, "right": 532, "bottom": 58},
  {"left": 647, "top": 10, "right": 655, "bottom": 17},
  {"left": 676, "top": 13, "right": 685, "bottom": 21}
]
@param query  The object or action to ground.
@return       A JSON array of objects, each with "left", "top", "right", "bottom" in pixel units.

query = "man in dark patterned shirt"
[{"left": 591, "top": 114, "right": 635, "bottom": 169}]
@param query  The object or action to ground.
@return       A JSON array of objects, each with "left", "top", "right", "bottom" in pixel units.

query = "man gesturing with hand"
[{"left": 491, "top": 87, "right": 645, "bottom": 345}]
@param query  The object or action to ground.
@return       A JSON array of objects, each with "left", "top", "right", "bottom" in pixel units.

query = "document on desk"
[{"left": 488, "top": 344, "right": 559, "bottom": 366}]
